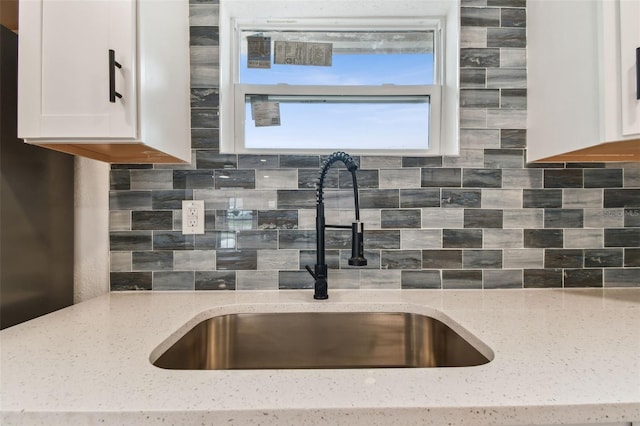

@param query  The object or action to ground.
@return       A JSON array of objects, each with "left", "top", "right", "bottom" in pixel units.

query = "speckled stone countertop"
[{"left": 1, "top": 289, "right": 639, "bottom": 426}]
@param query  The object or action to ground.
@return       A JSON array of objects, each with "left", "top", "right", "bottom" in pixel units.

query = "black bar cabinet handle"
[
  {"left": 109, "top": 49, "right": 123, "bottom": 103},
  {"left": 636, "top": 47, "right": 639, "bottom": 101}
]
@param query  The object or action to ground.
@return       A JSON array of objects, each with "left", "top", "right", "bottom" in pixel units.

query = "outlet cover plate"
[{"left": 182, "top": 200, "right": 205, "bottom": 235}]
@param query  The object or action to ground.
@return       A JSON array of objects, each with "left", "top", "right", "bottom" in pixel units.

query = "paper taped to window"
[
  {"left": 274, "top": 41, "right": 332, "bottom": 66},
  {"left": 251, "top": 100, "right": 281, "bottom": 127},
  {"left": 247, "top": 36, "right": 271, "bottom": 69}
]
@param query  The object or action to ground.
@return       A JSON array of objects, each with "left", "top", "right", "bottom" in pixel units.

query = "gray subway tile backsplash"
[
  {"left": 110, "top": 170, "right": 131, "bottom": 190},
  {"left": 604, "top": 268, "right": 640, "bottom": 287},
  {"left": 460, "top": 48, "right": 501, "bottom": 68},
  {"left": 500, "top": 129, "right": 527, "bottom": 148},
  {"left": 131, "top": 211, "right": 173, "bottom": 230},
  {"left": 421, "top": 168, "right": 462, "bottom": 187},
  {"left": 191, "top": 128, "right": 219, "bottom": 150},
  {"left": 461, "top": 27, "right": 488, "bottom": 48},
  {"left": 214, "top": 169, "right": 255, "bottom": 189},
  {"left": 464, "top": 209, "right": 503, "bottom": 228},
  {"left": 463, "top": 249, "right": 502, "bottom": 269},
  {"left": 399, "top": 189, "right": 440, "bottom": 208},
  {"left": 585, "top": 248, "right": 623, "bottom": 268},
  {"left": 460, "top": 89, "right": 500, "bottom": 108},
  {"left": 483, "top": 269, "right": 522, "bottom": 289},
  {"left": 483, "top": 149, "right": 524, "bottom": 169},
  {"left": 381, "top": 250, "right": 422, "bottom": 269},
  {"left": 195, "top": 271, "right": 236, "bottom": 290},
  {"left": 152, "top": 190, "right": 193, "bottom": 210},
  {"left": 488, "top": 0, "right": 526, "bottom": 8},
  {"left": 108, "top": 0, "right": 640, "bottom": 292},
  {"left": 110, "top": 191, "right": 152, "bottom": 210},
  {"left": 442, "top": 270, "right": 483, "bottom": 289},
  {"left": 563, "top": 228, "right": 603, "bottom": 248},
  {"left": 604, "top": 189, "right": 640, "bottom": 208},
  {"left": 401, "top": 270, "right": 441, "bottom": 289},
  {"left": 544, "top": 169, "right": 584, "bottom": 188},
  {"left": 463, "top": 168, "right": 502, "bottom": 188},
  {"left": 110, "top": 231, "right": 152, "bottom": 251},
  {"left": 500, "top": 8, "right": 526, "bottom": 27},
  {"left": 523, "top": 268, "right": 563, "bottom": 288},
  {"left": 111, "top": 272, "right": 152, "bottom": 291},
  {"left": 487, "top": 28, "right": 526, "bottom": 48},
  {"left": 423, "top": 249, "right": 463, "bottom": 269},
  {"left": 460, "top": 68, "right": 487, "bottom": 87},
  {"left": 584, "top": 169, "right": 623, "bottom": 188},
  {"left": 562, "top": 189, "right": 603, "bottom": 208},
  {"left": 359, "top": 189, "right": 400, "bottom": 209},
  {"left": 173, "top": 170, "right": 215, "bottom": 190},
  {"left": 544, "top": 249, "right": 584, "bottom": 269},
  {"left": 544, "top": 209, "right": 584, "bottom": 228},
  {"left": 153, "top": 271, "right": 195, "bottom": 291},
  {"left": 486, "top": 69, "right": 527, "bottom": 89},
  {"left": 523, "top": 189, "right": 562, "bottom": 208},
  {"left": 484, "top": 228, "right": 522, "bottom": 248},
  {"left": 257, "top": 209, "right": 298, "bottom": 229},
  {"left": 190, "top": 88, "right": 219, "bottom": 108},
  {"left": 174, "top": 250, "right": 216, "bottom": 271},
  {"left": 132, "top": 251, "right": 174, "bottom": 271},
  {"left": 153, "top": 231, "right": 195, "bottom": 251},
  {"left": 625, "top": 248, "right": 640, "bottom": 267},
  {"left": 443, "top": 229, "right": 483, "bottom": 248},
  {"left": 441, "top": 189, "right": 482, "bottom": 208},
  {"left": 481, "top": 189, "right": 523, "bottom": 209},
  {"left": 461, "top": 7, "right": 500, "bottom": 27},
  {"left": 381, "top": 209, "right": 422, "bottom": 229},
  {"left": 503, "top": 248, "right": 543, "bottom": 269},
  {"left": 604, "top": 228, "right": 640, "bottom": 247},
  {"left": 500, "top": 48, "right": 527, "bottom": 68}
]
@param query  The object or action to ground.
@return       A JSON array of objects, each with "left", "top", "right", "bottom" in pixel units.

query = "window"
[{"left": 220, "top": 1, "right": 459, "bottom": 155}]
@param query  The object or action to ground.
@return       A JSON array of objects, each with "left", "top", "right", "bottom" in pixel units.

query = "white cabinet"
[
  {"left": 18, "top": 0, "right": 191, "bottom": 164},
  {"left": 618, "top": 0, "right": 640, "bottom": 137},
  {"left": 527, "top": 0, "right": 640, "bottom": 163}
]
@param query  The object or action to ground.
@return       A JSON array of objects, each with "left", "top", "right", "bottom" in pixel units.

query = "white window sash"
[{"left": 234, "top": 84, "right": 442, "bottom": 155}]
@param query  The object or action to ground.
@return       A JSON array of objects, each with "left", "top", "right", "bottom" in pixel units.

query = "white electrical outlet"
[{"left": 182, "top": 200, "right": 205, "bottom": 235}]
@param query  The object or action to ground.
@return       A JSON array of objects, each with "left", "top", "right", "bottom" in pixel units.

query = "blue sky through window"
[
  {"left": 239, "top": 32, "right": 435, "bottom": 150},
  {"left": 244, "top": 99, "right": 430, "bottom": 150},
  {"left": 241, "top": 53, "right": 435, "bottom": 85}
]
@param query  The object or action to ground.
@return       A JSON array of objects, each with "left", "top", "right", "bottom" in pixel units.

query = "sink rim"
[{"left": 149, "top": 303, "right": 495, "bottom": 368}]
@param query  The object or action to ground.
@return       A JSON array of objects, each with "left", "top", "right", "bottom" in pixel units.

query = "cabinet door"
[
  {"left": 19, "top": 0, "right": 136, "bottom": 139},
  {"left": 619, "top": 0, "right": 640, "bottom": 137}
]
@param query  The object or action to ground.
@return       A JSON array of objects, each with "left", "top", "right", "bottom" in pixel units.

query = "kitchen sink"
[{"left": 152, "top": 312, "right": 491, "bottom": 370}]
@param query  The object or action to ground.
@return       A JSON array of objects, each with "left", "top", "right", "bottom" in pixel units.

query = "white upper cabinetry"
[
  {"left": 18, "top": 0, "right": 191, "bottom": 164},
  {"left": 527, "top": 0, "right": 640, "bottom": 162}
]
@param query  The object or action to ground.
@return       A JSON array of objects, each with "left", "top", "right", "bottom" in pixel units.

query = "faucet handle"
[
  {"left": 304, "top": 265, "right": 317, "bottom": 280},
  {"left": 348, "top": 221, "right": 368, "bottom": 266}
]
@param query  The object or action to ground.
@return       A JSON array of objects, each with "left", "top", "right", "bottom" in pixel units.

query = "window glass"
[
  {"left": 239, "top": 30, "right": 435, "bottom": 85},
  {"left": 244, "top": 94, "right": 430, "bottom": 150}
]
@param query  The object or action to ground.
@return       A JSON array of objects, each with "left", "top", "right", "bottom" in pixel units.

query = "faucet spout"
[{"left": 306, "top": 152, "right": 367, "bottom": 300}]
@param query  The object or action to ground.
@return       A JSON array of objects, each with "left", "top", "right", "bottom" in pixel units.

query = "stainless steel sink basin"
[{"left": 153, "top": 312, "right": 491, "bottom": 370}]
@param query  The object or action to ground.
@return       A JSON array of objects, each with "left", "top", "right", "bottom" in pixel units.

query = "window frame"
[
  {"left": 219, "top": 0, "right": 460, "bottom": 156},
  {"left": 236, "top": 84, "right": 442, "bottom": 154}
]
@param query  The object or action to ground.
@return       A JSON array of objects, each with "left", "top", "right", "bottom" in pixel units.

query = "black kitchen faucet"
[{"left": 305, "top": 152, "right": 367, "bottom": 299}]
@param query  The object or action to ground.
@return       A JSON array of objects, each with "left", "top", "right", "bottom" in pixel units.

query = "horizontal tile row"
[
  {"left": 111, "top": 165, "right": 638, "bottom": 190},
  {"left": 111, "top": 208, "right": 640, "bottom": 234},
  {"left": 110, "top": 266, "right": 639, "bottom": 291},
  {"left": 111, "top": 247, "right": 640, "bottom": 273},
  {"left": 109, "top": 190, "right": 640, "bottom": 214}
]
